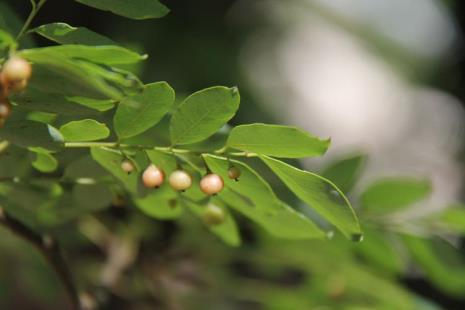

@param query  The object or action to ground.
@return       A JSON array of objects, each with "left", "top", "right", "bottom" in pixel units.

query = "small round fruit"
[
  {"left": 142, "top": 164, "right": 164, "bottom": 188},
  {"left": 228, "top": 166, "right": 241, "bottom": 181},
  {"left": 200, "top": 173, "right": 224, "bottom": 195},
  {"left": 2, "top": 57, "right": 32, "bottom": 83},
  {"left": 202, "top": 204, "right": 226, "bottom": 226},
  {"left": 169, "top": 170, "right": 192, "bottom": 191},
  {"left": 0, "top": 100, "right": 11, "bottom": 119},
  {"left": 120, "top": 159, "right": 135, "bottom": 174}
]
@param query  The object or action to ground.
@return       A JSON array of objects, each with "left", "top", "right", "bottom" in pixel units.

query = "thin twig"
[
  {"left": 16, "top": 0, "right": 47, "bottom": 42},
  {"left": 0, "top": 208, "right": 81, "bottom": 309}
]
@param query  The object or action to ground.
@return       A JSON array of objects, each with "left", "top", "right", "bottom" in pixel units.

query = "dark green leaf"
[
  {"left": 321, "top": 154, "right": 366, "bottom": 194},
  {"left": 202, "top": 154, "right": 325, "bottom": 239},
  {"left": 114, "top": 82, "right": 175, "bottom": 139},
  {"left": 0, "top": 120, "right": 63, "bottom": 151},
  {"left": 260, "top": 155, "right": 361, "bottom": 240},
  {"left": 32, "top": 23, "right": 115, "bottom": 46},
  {"left": 10, "top": 88, "right": 99, "bottom": 115},
  {"left": 361, "top": 177, "right": 431, "bottom": 212},
  {"left": 227, "top": 124, "right": 330, "bottom": 158},
  {"left": 75, "top": 0, "right": 169, "bottom": 19},
  {"left": 170, "top": 86, "right": 240, "bottom": 145},
  {"left": 60, "top": 119, "right": 110, "bottom": 142}
]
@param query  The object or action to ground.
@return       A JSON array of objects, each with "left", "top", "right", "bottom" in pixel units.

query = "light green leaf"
[
  {"left": 260, "top": 155, "right": 361, "bottom": 240},
  {"left": 60, "top": 119, "right": 110, "bottom": 142},
  {"left": 19, "top": 45, "right": 146, "bottom": 66},
  {"left": 321, "top": 154, "right": 366, "bottom": 194},
  {"left": 361, "top": 177, "right": 431, "bottom": 212},
  {"left": 135, "top": 185, "right": 182, "bottom": 219},
  {"left": 10, "top": 88, "right": 99, "bottom": 115},
  {"left": 0, "top": 120, "right": 63, "bottom": 151},
  {"left": 227, "top": 124, "right": 330, "bottom": 158},
  {"left": 67, "top": 96, "right": 115, "bottom": 112},
  {"left": 32, "top": 23, "right": 115, "bottom": 46},
  {"left": 75, "top": 0, "right": 169, "bottom": 19},
  {"left": 170, "top": 86, "right": 240, "bottom": 145},
  {"left": 29, "top": 149, "right": 58, "bottom": 173},
  {"left": 202, "top": 154, "right": 325, "bottom": 239},
  {"left": 90, "top": 147, "right": 138, "bottom": 193},
  {"left": 436, "top": 206, "right": 465, "bottom": 234},
  {"left": 114, "top": 82, "right": 174, "bottom": 139},
  {"left": 183, "top": 198, "right": 240, "bottom": 247},
  {"left": 0, "top": 29, "right": 16, "bottom": 51}
]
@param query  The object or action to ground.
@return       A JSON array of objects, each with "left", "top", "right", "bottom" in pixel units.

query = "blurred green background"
[{"left": 2, "top": 0, "right": 465, "bottom": 309}]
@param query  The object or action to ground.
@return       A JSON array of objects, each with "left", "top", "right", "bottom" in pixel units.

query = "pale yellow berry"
[
  {"left": 200, "top": 173, "right": 224, "bottom": 195},
  {"left": 142, "top": 164, "right": 164, "bottom": 188},
  {"left": 202, "top": 204, "right": 226, "bottom": 226},
  {"left": 169, "top": 170, "right": 192, "bottom": 191},
  {"left": 2, "top": 57, "right": 32, "bottom": 83}
]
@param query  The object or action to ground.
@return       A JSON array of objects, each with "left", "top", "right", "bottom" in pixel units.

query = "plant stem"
[
  {"left": 16, "top": 0, "right": 47, "bottom": 42},
  {"left": 63, "top": 142, "right": 257, "bottom": 157},
  {"left": 0, "top": 209, "right": 81, "bottom": 309}
]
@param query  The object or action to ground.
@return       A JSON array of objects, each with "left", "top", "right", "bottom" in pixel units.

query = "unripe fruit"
[
  {"left": 169, "top": 170, "right": 192, "bottom": 191},
  {"left": 2, "top": 57, "right": 32, "bottom": 83},
  {"left": 200, "top": 173, "right": 224, "bottom": 195},
  {"left": 120, "top": 159, "right": 135, "bottom": 174},
  {"left": 142, "top": 164, "right": 164, "bottom": 188},
  {"left": 202, "top": 204, "right": 225, "bottom": 226},
  {"left": 228, "top": 166, "right": 241, "bottom": 181},
  {"left": 0, "top": 100, "right": 12, "bottom": 119}
]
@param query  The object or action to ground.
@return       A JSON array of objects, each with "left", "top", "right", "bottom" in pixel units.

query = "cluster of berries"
[
  {"left": 121, "top": 159, "right": 242, "bottom": 225},
  {"left": 0, "top": 56, "right": 32, "bottom": 126}
]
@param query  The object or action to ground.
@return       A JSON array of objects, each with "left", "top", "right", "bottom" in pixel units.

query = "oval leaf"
[
  {"left": 202, "top": 154, "right": 325, "bottom": 239},
  {"left": 30, "top": 149, "right": 58, "bottom": 173},
  {"left": 114, "top": 82, "right": 174, "bottom": 139},
  {"left": 60, "top": 119, "right": 110, "bottom": 142},
  {"left": 361, "top": 177, "right": 431, "bottom": 212},
  {"left": 75, "top": 0, "right": 169, "bottom": 20},
  {"left": 19, "top": 45, "right": 146, "bottom": 66},
  {"left": 135, "top": 185, "right": 182, "bottom": 220},
  {"left": 227, "top": 124, "right": 330, "bottom": 158},
  {"left": 170, "top": 86, "right": 240, "bottom": 145},
  {"left": 33, "top": 23, "right": 115, "bottom": 46},
  {"left": 260, "top": 155, "right": 361, "bottom": 240}
]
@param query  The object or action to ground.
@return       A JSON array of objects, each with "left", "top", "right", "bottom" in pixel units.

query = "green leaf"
[
  {"left": 0, "top": 120, "right": 63, "bottom": 151},
  {"left": 27, "top": 55, "right": 122, "bottom": 99},
  {"left": 403, "top": 236, "right": 465, "bottom": 295},
  {"left": 321, "top": 154, "right": 366, "bottom": 194},
  {"left": 32, "top": 23, "right": 115, "bottom": 46},
  {"left": 19, "top": 45, "right": 146, "bottom": 66},
  {"left": 10, "top": 88, "right": 99, "bottom": 115},
  {"left": 59, "top": 119, "right": 110, "bottom": 142},
  {"left": 90, "top": 147, "right": 138, "bottom": 193},
  {"left": 29, "top": 149, "right": 58, "bottom": 173},
  {"left": 260, "top": 155, "right": 361, "bottom": 240},
  {"left": 202, "top": 154, "right": 325, "bottom": 239},
  {"left": 361, "top": 177, "right": 431, "bottom": 212},
  {"left": 114, "top": 82, "right": 175, "bottom": 139},
  {"left": 67, "top": 97, "right": 115, "bottom": 112},
  {"left": 170, "top": 86, "right": 240, "bottom": 145},
  {"left": 227, "top": 124, "right": 330, "bottom": 158},
  {"left": 135, "top": 185, "right": 182, "bottom": 220},
  {"left": 75, "top": 0, "right": 169, "bottom": 20},
  {"left": 0, "top": 29, "right": 16, "bottom": 51},
  {"left": 73, "top": 183, "right": 113, "bottom": 211},
  {"left": 436, "top": 206, "right": 465, "bottom": 234},
  {"left": 183, "top": 198, "right": 241, "bottom": 247}
]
